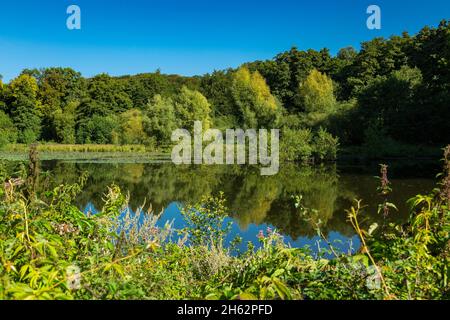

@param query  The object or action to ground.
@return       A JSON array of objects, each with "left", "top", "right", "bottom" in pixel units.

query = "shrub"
[
  {"left": 312, "top": 127, "right": 339, "bottom": 161},
  {"left": 280, "top": 128, "right": 313, "bottom": 162}
]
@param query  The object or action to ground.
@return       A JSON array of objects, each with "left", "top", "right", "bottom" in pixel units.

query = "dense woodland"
[{"left": 0, "top": 20, "right": 449, "bottom": 159}]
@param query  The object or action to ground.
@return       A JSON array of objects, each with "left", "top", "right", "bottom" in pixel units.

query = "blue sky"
[{"left": 0, "top": 0, "right": 449, "bottom": 82}]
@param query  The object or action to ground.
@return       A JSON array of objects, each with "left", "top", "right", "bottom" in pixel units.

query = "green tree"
[
  {"left": 297, "top": 69, "right": 336, "bottom": 113},
  {"left": 246, "top": 60, "right": 292, "bottom": 110},
  {"left": 280, "top": 128, "right": 313, "bottom": 162},
  {"left": 231, "top": 67, "right": 281, "bottom": 128},
  {"left": 5, "top": 74, "right": 42, "bottom": 143},
  {"left": 76, "top": 115, "right": 118, "bottom": 144},
  {"left": 119, "top": 109, "right": 151, "bottom": 145},
  {"left": 357, "top": 66, "right": 423, "bottom": 143},
  {"left": 144, "top": 95, "right": 178, "bottom": 145},
  {"left": 52, "top": 101, "right": 78, "bottom": 144},
  {"left": 200, "top": 70, "right": 235, "bottom": 118},
  {"left": 77, "top": 74, "right": 133, "bottom": 119},
  {"left": 34, "top": 68, "right": 86, "bottom": 140},
  {"left": 312, "top": 127, "right": 339, "bottom": 161},
  {"left": 175, "top": 86, "right": 212, "bottom": 131},
  {"left": 122, "top": 71, "right": 183, "bottom": 108},
  {"left": 0, "top": 111, "right": 18, "bottom": 148},
  {"left": 0, "top": 77, "right": 5, "bottom": 111}
]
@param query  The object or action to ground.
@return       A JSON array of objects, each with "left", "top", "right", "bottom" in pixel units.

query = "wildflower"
[
  {"left": 266, "top": 227, "right": 273, "bottom": 234},
  {"left": 150, "top": 227, "right": 159, "bottom": 236},
  {"left": 380, "top": 164, "right": 390, "bottom": 195}
]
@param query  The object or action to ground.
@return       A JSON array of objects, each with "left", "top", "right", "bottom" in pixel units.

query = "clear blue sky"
[{"left": 0, "top": 0, "right": 448, "bottom": 82}]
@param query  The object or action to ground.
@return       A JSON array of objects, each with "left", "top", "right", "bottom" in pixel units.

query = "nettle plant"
[{"left": 345, "top": 150, "right": 450, "bottom": 299}]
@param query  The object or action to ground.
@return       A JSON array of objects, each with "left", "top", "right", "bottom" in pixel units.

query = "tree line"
[{"left": 0, "top": 20, "right": 448, "bottom": 160}]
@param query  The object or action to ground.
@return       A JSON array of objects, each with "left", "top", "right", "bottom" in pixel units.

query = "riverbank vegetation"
[
  {"left": 1, "top": 20, "right": 449, "bottom": 161},
  {"left": 0, "top": 146, "right": 448, "bottom": 300}
]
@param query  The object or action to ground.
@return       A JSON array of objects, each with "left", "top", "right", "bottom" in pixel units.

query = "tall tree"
[
  {"left": 174, "top": 86, "right": 212, "bottom": 131},
  {"left": 31, "top": 67, "right": 86, "bottom": 140},
  {"left": 77, "top": 74, "right": 132, "bottom": 118},
  {"left": 0, "top": 111, "right": 17, "bottom": 148},
  {"left": 52, "top": 101, "right": 78, "bottom": 144},
  {"left": 119, "top": 109, "right": 150, "bottom": 145},
  {"left": 231, "top": 67, "right": 281, "bottom": 128},
  {"left": 297, "top": 69, "right": 336, "bottom": 114},
  {"left": 5, "top": 74, "right": 42, "bottom": 143},
  {"left": 144, "top": 94, "right": 178, "bottom": 145}
]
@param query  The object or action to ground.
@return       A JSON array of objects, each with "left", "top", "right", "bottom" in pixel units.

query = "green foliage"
[
  {"left": 76, "top": 115, "right": 119, "bottom": 144},
  {"left": 200, "top": 70, "right": 235, "bottom": 118},
  {"left": 180, "top": 192, "right": 232, "bottom": 248},
  {"left": 144, "top": 94, "right": 178, "bottom": 145},
  {"left": 313, "top": 127, "right": 339, "bottom": 161},
  {"left": 280, "top": 126, "right": 338, "bottom": 162},
  {"left": 0, "top": 148, "right": 449, "bottom": 300},
  {"left": 280, "top": 128, "right": 313, "bottom": 162},
  {"left": 52, "top": 101, "right": 77, "bottom": 144},
  {"left": 118, "top": 109, "right": 151, "bottom": 145},
  {"left": 5, "top": 74, "right": 42, "bottom": 143},
  {"left": 0, "top": 111, "right": 18, "bottom": 148},
  {"left": 357, "top": 66, "right": 423, "bottom": 143},
  {"left": 231, "top": 67, "right": 282, "bottom": 128},
  {"left": 81, "top": 74, "right": 133, "bottom": 117},
  {"left": 296, "top": 69, "right": 336, "bottom": 113},
  {"left": 175, "top": 86, "right": 212, "bottom": 131}
]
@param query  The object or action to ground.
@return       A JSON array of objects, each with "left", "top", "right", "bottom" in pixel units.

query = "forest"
[{"left": 1, "top": 20, "right": 448, "bottom": 161}]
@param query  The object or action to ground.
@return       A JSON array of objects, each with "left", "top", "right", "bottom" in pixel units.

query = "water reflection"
[{"left": 35, "top": 160, "right": 437, "bottom": 249}]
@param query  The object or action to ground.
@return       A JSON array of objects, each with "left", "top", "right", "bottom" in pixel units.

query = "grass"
[{"left": 4, "top": 143, "right": 148, "bottom": 153}]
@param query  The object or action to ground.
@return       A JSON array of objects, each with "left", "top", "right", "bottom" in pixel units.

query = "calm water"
[{"left": 5, "top": 159, "right": 440, "bottom": 255}]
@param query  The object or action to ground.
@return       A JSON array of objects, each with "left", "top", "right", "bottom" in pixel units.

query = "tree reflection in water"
[{"left": 33, "top": 160, "right": 436, "bottom": 248}]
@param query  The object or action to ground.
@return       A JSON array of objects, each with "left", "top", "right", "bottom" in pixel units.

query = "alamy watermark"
[
  {"left": 367, "top": 5, "right": 381, "bottom": 30},
  {"left": 67, "top": 5, "right": 81, "bottom": 30},
  {"left": 171, "top": 121, "right": 280, "bottom": 176},
  {"left": 65, "top": 5, "right": 382, "bottom": 33}
]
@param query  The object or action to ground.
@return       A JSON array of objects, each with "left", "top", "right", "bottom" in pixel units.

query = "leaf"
[
  {"left": 238, "top": 292, "right": 257, "bottom": 300},
  {"left": 272, "top": 269, "right": 285, "bottom": 278},
  {"left": 368, "top": 223, "right": 379, "bottom": 236},
  {"left": 272, "top": 278, "right": 292, "bottom": 300}
]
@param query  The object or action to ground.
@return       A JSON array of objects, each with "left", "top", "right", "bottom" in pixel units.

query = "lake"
[{"left": 3, "top": 158, "right": 440, "bottom": 255}]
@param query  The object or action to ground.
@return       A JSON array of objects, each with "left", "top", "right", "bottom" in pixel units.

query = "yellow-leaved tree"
[
  {"left": 232, "top": 67, "right": 281, "bottom": 128},
  {"left": 297, "top": 69, "right": 336, "bottom": 114}
]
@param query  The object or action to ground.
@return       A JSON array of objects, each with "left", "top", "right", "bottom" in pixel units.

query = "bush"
[
  {"left": 21, "top": 129, "right": 39, "bottom": 145},
  {"left": 313, "top": 127, "right": 339, "bottom": 161},
  {"left": 280, "top": 127, "right": 339, "bottom": 162},
  {"left": 76, "top": 115, "right": 118, "bottom": 144},
  {"left": 280, "top": 128, "right": 313, "bottom": 162}
]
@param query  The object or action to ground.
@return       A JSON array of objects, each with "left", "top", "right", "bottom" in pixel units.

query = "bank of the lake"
[{"left": 0, "top": 147, "right": 449, "bottom": 299}]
